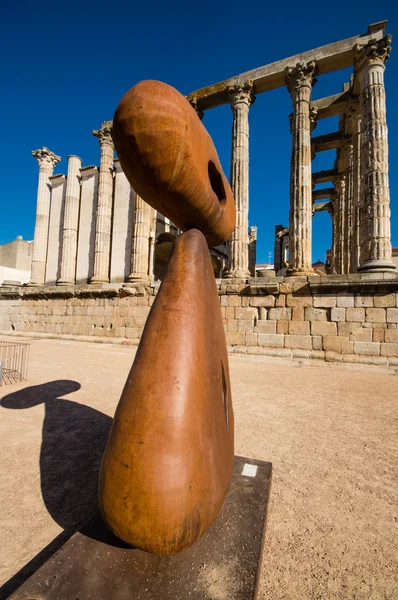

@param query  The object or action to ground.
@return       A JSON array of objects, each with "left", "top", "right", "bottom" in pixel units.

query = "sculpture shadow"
[{"left": 0, "top": 379, "right": 125, "bottom": 599}]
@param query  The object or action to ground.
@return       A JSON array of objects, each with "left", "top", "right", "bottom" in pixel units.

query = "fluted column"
[
  {"left": 340, "top": 139, "right": 354, "bottom": 274},
  {"left": 333, "top": 173, "right": 346, "bottom": 274},
  {"left": 148, "top": 229, "right": 156, "bottom": 281},
  {"left": 57, "top": 156, "right": 82, "bottom": 285},
  {"left": 226, "top": 80, "right": 255, "bottom": 279},
  {"left": 354, "top": 36, "right": 396, "bottom": 273},
  {"left": 330, "top": 193, "right": 337, "bottom": 274},
  {"left": 350, "top": 105, "right": 362, "bottom": 271},
  {"left": 286, "top": 61, "right": 317, "bottom": 276},
  {"left": 91, "top": 126, "right": 114, "bottom": 283},
  {"left": 30, "top": 147, "right": 61, "bottom": 285},
  {"left": 128, "top": 194, "right": 151, "bottom": 282}
]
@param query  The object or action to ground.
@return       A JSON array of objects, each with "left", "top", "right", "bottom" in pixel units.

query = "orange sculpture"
[
  {"left": 99, "top": 81, "right": 235, "bottom": 555},
  {"left": 112, "top": 80, "right": 235, "bottom": 248}
]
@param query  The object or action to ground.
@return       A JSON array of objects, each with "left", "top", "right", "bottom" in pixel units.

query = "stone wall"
[{"left": 1, "top": 275, "right": 398, "bottom": 365}]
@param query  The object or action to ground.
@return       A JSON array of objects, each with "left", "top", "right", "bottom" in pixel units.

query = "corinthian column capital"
[
  {"left": 93, "top": 126, "right": 114, "bottom": 147},
  {"left": 355, "top": 35, "right": 391, "bottom": 71},
  {"left": 32, "top": 147, "right": 61, "bottom": 173},
  {"left": 285, "top": 61, "right": 317, "bottom": 95},
  {"left": 228, "top": 80, "right": 255, "bottom": 109}
]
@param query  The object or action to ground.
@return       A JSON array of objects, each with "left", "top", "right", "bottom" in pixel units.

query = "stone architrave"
[
  {"left": 76, "top": 166, "right": 98, "bottom": 284},
  {"left": 285, "top": 61, "right": 317, "bottom": 276},
  {"left": 91, "top": 126, "right": 114, "bottom": 284},
  {"left": 128, "top": 194, "right": 151, "bottom": 282},
  {"left": 45, "top": 174, "right": 66, "bottom": 285},
  {"left": 188, "top": 96, "right": 204, "bottom": 121},
  {"left": 30, "top": 147, "right": 61, "bottom": 285},
  {"left": 226, "top": 81, "right": 255, "bottom": 280},
  {"left": 110, "top": 159, "right": 134, "bottom": 283},
  {"left": 57, "top": 155, "right": 82, "bottom": 285},
  {"left": 354, "top": 36, "right": 396, "bottom": 272}
]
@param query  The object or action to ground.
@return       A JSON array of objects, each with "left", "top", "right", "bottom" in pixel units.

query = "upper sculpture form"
[{"left": 112, "top": 80, "right": 236, "bottom": 248}]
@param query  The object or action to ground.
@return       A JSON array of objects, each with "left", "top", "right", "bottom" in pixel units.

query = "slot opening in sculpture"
[{"left": 208, "top": 160, "right": 227, "bottom": 207}]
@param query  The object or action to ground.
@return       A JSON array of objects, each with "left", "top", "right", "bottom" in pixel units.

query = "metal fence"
[{"left": 0, "top": 341, "right": 29, "bottom": 386}]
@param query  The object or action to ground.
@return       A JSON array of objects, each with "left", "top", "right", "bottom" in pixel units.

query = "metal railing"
[{"left": 0, "top": 341, "right": 29, "bottom": 386}]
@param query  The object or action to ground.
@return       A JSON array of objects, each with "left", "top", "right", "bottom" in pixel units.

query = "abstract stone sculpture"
[{"left": 99, "top": 81, "right": 235, "bottom": 556}]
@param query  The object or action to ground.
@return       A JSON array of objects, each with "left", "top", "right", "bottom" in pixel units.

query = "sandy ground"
[{"left": 0, "top": 335, "right": 397, "bottom": 600}]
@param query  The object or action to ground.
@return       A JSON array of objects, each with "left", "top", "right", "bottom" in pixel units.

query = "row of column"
[
  {"left": 287, "top": 35, "right": 395, "bottom": 275},
  {"left": 30, "top": 130, "right": 154, "bottom": 286}
]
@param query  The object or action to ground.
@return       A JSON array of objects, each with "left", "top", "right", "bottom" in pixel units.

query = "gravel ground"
[{"left": 0, "top": 335, "right": 397, "bottom": 599}]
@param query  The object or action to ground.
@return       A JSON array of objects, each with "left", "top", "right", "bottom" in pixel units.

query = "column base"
[
  {"left": 56, "top": 279, "right": 75, "bottom": 286},
  {"left": 286, "top": 268, "right": 315, "bottom": 277},
  {"left": 225, "top": 270, "right": 250, "bottom": 281},
  {"left": 90, "top": 277, "right": 110, "bottom": 284},
  {"left": 358, "top": 259, "right": 397, "bottom": 273},
  {"left": 127, "top": 274, "right": 150, "bottom": 285}
]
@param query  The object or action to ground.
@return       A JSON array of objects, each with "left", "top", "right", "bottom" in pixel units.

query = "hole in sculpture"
[{"left": 208, "top": 161, "right": 226, "bottom": 207}]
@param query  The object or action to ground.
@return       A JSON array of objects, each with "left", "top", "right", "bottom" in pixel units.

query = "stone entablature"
[{"left": 2, "top": 274, "right": 398, "bottom": 366}]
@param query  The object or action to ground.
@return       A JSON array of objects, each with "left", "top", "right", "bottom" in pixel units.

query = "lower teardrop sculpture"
[{"left": 98, "top": 229, "right": 234, "bottom": 555}]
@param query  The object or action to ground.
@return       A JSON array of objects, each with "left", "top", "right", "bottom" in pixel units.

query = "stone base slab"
[{"left": 8, "top": 456, "right": 272, "bottom": 600}]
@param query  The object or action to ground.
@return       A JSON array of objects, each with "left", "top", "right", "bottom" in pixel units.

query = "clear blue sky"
[{"left": 1, "top": 0, "right": 397, "bottom": 264}]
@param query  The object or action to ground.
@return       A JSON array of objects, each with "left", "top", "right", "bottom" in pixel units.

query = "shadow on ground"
[{"left": 0, "top": 380, "right": 114, "bottom": 599}]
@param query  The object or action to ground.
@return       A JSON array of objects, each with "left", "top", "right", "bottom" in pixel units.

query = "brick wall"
[{"left": 1, "top": 275, "right": 398, "bottom": 365}]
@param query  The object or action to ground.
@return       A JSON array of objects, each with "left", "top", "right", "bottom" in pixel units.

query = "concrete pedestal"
[{"left": 9, "top": 456, "right": 272, "bottom": 600}]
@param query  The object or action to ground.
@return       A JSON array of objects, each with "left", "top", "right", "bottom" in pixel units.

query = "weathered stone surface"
[
  {"left": 353, "top": 341, "right": 380, "bottom": 356},
  {"left": 366, "top": 308, "right": 386, "bottom": 323},
  {"left": 346, "top": 308, "right": 365, "bottom": 322},
  {"left": 336, "top": 294, "right": 354, "bottom": 307},
  {"left": 374, "top": 293, "right": 396, "bottom": 307},
  {"left": 284, "top": 335, "right": 312, "bottom": 350},
  {"left": 386, "top": 308, "right": 398, "bottom": 323},
  {"left": 288, "top": 321, "right": 310, "bottom": 335},
  {"left": 286, "top": 294, "right": 312, "bottom": 308},
  {"left": 268, "top": 307, "right": 291, "bottom": 321},
  {"left": 257, "top": 333, "right": 284, "bottom": 347},
  {"left": 323, "top": 336, "right": 343, "bottom": 352},
  {"left": 277, "top": 320, "right": 289, "bottom": 334},
  {"left": 385, "top": 329, "right": 398, "bottom": 343},
  {"left": 350, "top": 328, "right": 372, "bottom": 342},
  {"left": 249, "top": 296, "right": 275, "bottom": 307},
  {"left": 330, "top": 307, "right": 346, "bottom": 322},
  {"left": 354, "top": 296, "right": 374, "bottom": 307},
  {"left": 373, "top": 328, "right": 385, "bottom": 343},
  {"left": 313, "top": 295, "right": 336, "bottom": 308},
  {"left": 380, "top": 342, "right": 398, "bottom": 356},
  {"left": 254, "top": 320, "right": 276, "bottom": 334},
  {"left": 305, "top": 308, "right": 327, "bottom": 321},
  {"left": 311, "top": 322, "right": 337, "bottom": 336}
]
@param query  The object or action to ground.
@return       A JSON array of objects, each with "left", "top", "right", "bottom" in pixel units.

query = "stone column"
[
  {"left": 350, "top": 105, "right": 362, "bottom": 271},
  {"left": 340, "top": 139, "right": 354, "bottom": 274},
  {"left": 76, "top": 166, "right": 98, "bottom": 284},
  {"left": 249, "top": 226, "right": 257, "bottom": 277},
  {"left": 30, "top": 147, "right": 61, "bottom": 285},
  {"left": 91, "top": 126, "right": 114, "bottom": 283},
  {"left": 330, "top": 194, "right": 337, "bottom": 274},
  {"left": 333, "top": 173, "right": 346, "bottom": 275},
  {"left": 148, "top": 229, "right": 156, "bottom": 281},
  {"left": 46, "top": 174, "right": 66, "bottom": 285},
  {"left": 57, "top": 155, "right": 82, "bottom": 285},
  {"left": 110, "top": 159, "right": 134, "bottom": 283},
  {"left": 285, "top": 62, "right": 317, "bottom": 276},
  {"left": 128, "top": 194, "right": 151, "bottom": 282},
  {"left": 354, "top": 36, "right": 396, "bottom": 272},
  {"left": 226, "top": 80, "right": 255, "bottom": 280}
]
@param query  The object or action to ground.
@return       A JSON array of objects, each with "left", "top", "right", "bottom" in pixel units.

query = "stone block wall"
[{"left": 1, "top": 275, "right": 398, "bottom": 365}]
